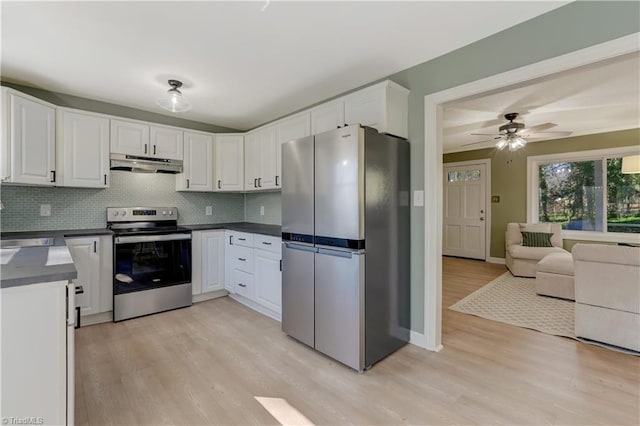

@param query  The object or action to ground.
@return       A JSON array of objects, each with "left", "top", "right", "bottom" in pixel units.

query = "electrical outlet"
[
  {"left": 40, "top": 204, "right": 51, "bottom": 217},
  {"left": 413, "top": 190, "right": 424, "bottom": 207},
  {"left": 260, "top": 206, "right": 265, "bottom": 216},
  {"left": 205, "top": 206, "right": 213, "bottom": 216}
]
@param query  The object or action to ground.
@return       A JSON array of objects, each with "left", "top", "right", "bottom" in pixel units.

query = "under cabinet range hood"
[{"left": 110, "top": 153, "right": 183, "bottom": 174}]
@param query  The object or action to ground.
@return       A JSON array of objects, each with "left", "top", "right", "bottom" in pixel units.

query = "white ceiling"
[
  {"left": 443, "top": 52, "right": 640, "bottom": 153},
  {"left": 1, "top": 1, "right": 567, "bottom": 131}
]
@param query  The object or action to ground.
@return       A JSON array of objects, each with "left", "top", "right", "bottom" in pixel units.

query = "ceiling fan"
[{"left": 461, "top": 112, "right": 572, "bottom": 151}]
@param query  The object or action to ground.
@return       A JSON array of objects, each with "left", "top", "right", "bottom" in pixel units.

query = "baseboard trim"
[
  {"left": 487, "top": 256, "right": 506, "bottom": 265},
  {"left": 192, "top": 289, "right": 228, "bottom": 303}
]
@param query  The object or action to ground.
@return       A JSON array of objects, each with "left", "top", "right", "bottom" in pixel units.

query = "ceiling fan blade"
[
  {"left": 522, "top": 131, "right": 573, "bottom": 138},
  {"left": 461, "top": 138, "right": 499, "bottom": 147},
  {"left": 518, "top": 122, "right": 556, "bottom": 133},
  {"left": 470, "top": 133, "right": 501, "bottom": 136}
]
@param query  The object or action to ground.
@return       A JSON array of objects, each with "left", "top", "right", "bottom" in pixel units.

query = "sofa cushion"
[
  {"left": 508, "top": 244, "right": 567, "bottom": 261},
  {"left": 537, "top": 252, "right": 574, "bottom": 275},
  {"left": 521, "top": 231, "right": 553, "bottom": 247}
]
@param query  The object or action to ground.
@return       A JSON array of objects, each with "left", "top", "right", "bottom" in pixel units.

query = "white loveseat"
[
  {"left": 573, "top": 243, "right": 640, "bottom": 352},
  {"left": 505, "top": 222, "right": 568, "bottom": 277}
]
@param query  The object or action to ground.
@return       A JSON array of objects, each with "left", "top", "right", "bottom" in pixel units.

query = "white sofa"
[
  {"left": 573, "top": 243, "right": 640, "bottom": 352},
  {"left": 505, "top": 223, "right": 568, "bottom": 277}
]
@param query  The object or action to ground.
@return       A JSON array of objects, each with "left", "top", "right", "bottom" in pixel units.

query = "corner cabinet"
[
  {"left": 1, "top": 88, "right": 56, "bottom": 186},
  {"left": 176, "top": 131, "right": 214, "bottom": 192},
  {"left": 214, "top": 134, "right": 244, "bottom": 191},
  {"left": 57, "top": 109, "right": 110, "bottom": 188}
]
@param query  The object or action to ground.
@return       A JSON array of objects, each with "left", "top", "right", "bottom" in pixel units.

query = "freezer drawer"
[
  {"left": 314, "top": 248, "right": 365, "bottom": 371},
  {"left": 281, "top": 242, "right": 316, "bottom": 348}
]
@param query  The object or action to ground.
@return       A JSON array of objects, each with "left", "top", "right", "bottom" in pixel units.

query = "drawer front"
[
  {"left": 232, "top": 269, "right": 254, "bottom": 299},
  {"left": 229, "top": 245, "right": 254, "bottom": 273},
  {"left": 230, "top": 231, "right": 254, "bottom": 247},
  {"left": 254, "top": 234, "right": 282, "bottom": 255}
]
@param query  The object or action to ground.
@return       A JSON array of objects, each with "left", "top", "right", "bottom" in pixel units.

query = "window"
[{"left": 528, "top": 148, "right": 640, "bottom": 241}]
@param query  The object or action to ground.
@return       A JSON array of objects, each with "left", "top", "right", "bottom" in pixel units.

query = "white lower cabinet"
[
  {"left": 224, "top": 231, "right": 282, "bottom": 320},
  {"left": 192, "top": 230, "right": 225, "bottom": 297},
  {"left": 65, "top": 235, "right": 112, "bottom": 321}
]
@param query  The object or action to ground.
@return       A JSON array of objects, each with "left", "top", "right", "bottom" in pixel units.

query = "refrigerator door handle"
[
  {"left": 284, "top": 242, "right": 317, "bottom": 252},
  {"left": 317, "top": 247, "right": 357, "bottom": 258}
]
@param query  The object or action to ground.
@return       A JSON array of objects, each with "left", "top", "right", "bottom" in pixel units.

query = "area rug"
[
  {"left": 449, "top": 272, "right": 575, "bottom": 337},
  {"left": 449, "top": 272, "right": 639, "bottom": 356}
]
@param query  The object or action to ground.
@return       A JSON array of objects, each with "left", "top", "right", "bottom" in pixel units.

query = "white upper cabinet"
[
  {"left": 343, "top": 80, "right": 409, "bottom": 139},
  {"left": 57, "top": 109, "right": 110, "bottom": 188},
  {"left": 110, "top": 119, "right": 150, "bottom": 156},
  {"left": 244, "top": 131, "right": 261, "bottom": 191},
  {"left": 276, "top": 113, "right": 310, "bottom": 188},
  {"left": 177, "top": 131, "right": 213, "bottom": 192},
  {"left": 259, "top": 125, "right": 277, "bottom": 190},
  {"left": 214, "top": 134, "right": 244, "bottom": 191},
  {"left": 311, "top": 100, "right": 345, "bottom": 135},
  {"left": 1, "top": 89, "right": 56, "bottom": 186},
  {"left": 150, "top": 126, "right": 183, "bottom": 160},
  {"left": 244, "top": 126, "right": 277, "bottom": 191}
]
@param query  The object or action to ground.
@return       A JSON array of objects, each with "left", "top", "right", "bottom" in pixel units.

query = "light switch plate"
[
  {"left": 205, "top": 206, "right": 213, "bottom": 216},
  {"left": 413, "top": 190, "right": 424, "bottom": 207},
  {"left": 40, "top": 204, "right": 51, "bottom": 216}
]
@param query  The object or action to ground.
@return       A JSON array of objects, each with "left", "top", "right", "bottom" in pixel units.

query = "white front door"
[{"left": 443, "top": 163, "right": 487, "bottom": 260}]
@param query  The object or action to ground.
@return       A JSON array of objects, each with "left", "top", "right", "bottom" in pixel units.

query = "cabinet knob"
[{"left": 238, "top": 283, "right": 246, "bottom": 288}]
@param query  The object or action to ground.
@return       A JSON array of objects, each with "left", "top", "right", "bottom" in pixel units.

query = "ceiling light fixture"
[
  {"left": 495, "top": 133, "right": 527, "bottom": 152},
  {"left": 156, "top": 79, "right": 191, "bottom": 113}
]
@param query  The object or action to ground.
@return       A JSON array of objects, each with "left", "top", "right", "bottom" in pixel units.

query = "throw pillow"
[{"left": 521, "top": 231, "right": 553, "bottom": 247}]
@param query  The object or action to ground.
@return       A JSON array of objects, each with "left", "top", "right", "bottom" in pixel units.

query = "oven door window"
[{"left": 114, "top": 239, "right": 191, "bottom": 294}]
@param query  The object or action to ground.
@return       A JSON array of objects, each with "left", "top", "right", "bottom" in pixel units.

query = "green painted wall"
[
  {"left": 0, "top": 81, "right": 239, "bottom": 134},
  {"left": 444, "top": 128, "right": 640, "bottom": 258}
]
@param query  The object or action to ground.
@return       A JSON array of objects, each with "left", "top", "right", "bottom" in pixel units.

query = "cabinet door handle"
[
  {"left": 275, "top": 176, "right": 279, "bottom": 186},
  {"left": 280, "top": 259, "right": 282, "bottom": 271},
  {"left": 144, "top": 144, "right": 148, "bottom": 155},
  {"left": 229, "top": 235, "right": 233, "bottom": 245},
  {"left": 262, "top": 241, "right": 272, "bottom": 246},
  {"left": 186, "top": 179, "right": 190, "bottom": 189},
  {"left": 50, "top": 170, "right": 56, "bottom": 183},
  {"left": 218, "top": 180, "right": 221, "bottom": 189},
  {"left": 238, "top": 257, "right": 246, "bottom": 262},
  {"left": 93, "top": 241, "right": 97, "bottom": 253},
  {"left": 238, "top": 283, "right": 246, "bottom": 288},
  {"left": 258, "top": 178, "right": 262, "bottom": 188},
  {"left": 254, "top": 178, "right": 257, "bottom": 188},
  {"left": 153, "top": 145, "right": 157, "bottom": 155},
  {"left": 104, "top": 174, "right": 107, "bottom": 185}
]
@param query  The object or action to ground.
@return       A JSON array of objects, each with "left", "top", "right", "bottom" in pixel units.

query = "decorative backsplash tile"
[
  {"left": 244, "top": 192, "right": 281, "bottom": 225},
  {"left": 0, "top": 171, "right": 245, "bottom": 231}
]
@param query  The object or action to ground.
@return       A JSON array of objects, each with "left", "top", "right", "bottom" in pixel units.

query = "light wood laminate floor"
[{"left": 75, "top": 257, "right": 640, "bottom": 425}]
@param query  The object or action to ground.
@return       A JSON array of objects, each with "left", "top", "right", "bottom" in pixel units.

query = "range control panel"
[{"left": 107, "top": 207, "right": 178, "bottom": 222}]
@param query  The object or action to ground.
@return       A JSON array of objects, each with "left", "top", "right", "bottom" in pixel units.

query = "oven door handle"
[{"left": 115, "top": 233, "right": 192, "bottom": 244}]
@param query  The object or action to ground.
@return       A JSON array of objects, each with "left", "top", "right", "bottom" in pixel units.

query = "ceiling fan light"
[
  {"left": 495, "top": 139, "right": 508, "bottom": 150},
  {"left": 156, "top": 80, "right": 192, "bottom": 113}
]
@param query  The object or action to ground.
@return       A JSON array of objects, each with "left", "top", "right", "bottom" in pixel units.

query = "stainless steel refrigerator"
[{"left": 281, "top": 125, "right": 410, "bottom": 372}]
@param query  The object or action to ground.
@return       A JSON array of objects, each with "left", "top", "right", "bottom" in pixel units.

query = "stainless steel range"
[{"left": 108, "top": 207, "right": 192, "bottom": 321}]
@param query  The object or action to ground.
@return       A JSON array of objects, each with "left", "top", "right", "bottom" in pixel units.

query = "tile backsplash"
[
  {"left": 0, "top": 172, "right": 245, "bottom": 231},
  {"left": 244, "top": 192, "right": 281, "bottom": 225}
]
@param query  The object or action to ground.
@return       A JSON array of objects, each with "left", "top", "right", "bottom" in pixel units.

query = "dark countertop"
[
  {"left": 1, "top": 228, "right": 113, "bottom": 241},
  {"left": 184, "top": 222, "right": 281, "bottom": 237},
  {"left": 1, "top": 245, "right": 77, "bottom": 289}
]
